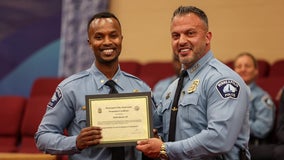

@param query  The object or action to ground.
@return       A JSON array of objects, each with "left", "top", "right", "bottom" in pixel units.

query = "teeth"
[
  {"left": 180, "top": 48, "right": 190, "bottom": 52},
  {"left": 103, "top": 49, "right": 114, "bottom": 54}
]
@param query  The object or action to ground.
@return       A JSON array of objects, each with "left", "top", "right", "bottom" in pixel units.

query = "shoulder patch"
[
  {"left": 216, "top": 79, "right": 240, "bottom": 99},
  {"left": 262, "top": 95, "right": 274, "bottom": 107},
  {"left": 48, "top": 87, "right": 63, "bottom": 108}
]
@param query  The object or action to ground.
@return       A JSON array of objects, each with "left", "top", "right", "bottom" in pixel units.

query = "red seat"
[
  {"left": 269, "top": 59, "right": 284, "bottom": 77},
  {"left": 139, "top": 62, "right": 175, "bottom": 88},
  {"left": 257, "top": 59, "right": 270, "bottom": 78},
  {"left": 0, "top": 96, "right": 26, "bottom": 152},
  {"left": 139, "top": 62, "right": 175, "bottom": 84},
  {"left": 257, "top": 76, "right": 284, "bottom": 108},
  {"left": 224, "top": 60, "right": 234, "bottom": 69},
  {"left": 18, "top": 96, "right": 51, "bottom": 153},
  {"left": 120, "top": 61, "right": 141, "bottom": 77},
  {"left": 30, "top": 77, "right": 65, "bottom": 98}
]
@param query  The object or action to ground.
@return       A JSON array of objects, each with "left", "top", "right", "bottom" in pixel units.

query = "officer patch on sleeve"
[
  {"left": 216, "top": 79, "right": 240, "bottom": 99},
  {"left": 262, "top": 95, "right": 274, "bottom": 108},
  {"left": 47, "top": 87, "right": 63, "bottom": 108}
]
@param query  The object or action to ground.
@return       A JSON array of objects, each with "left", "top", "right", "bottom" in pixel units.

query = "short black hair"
[
  {"left": 87, "top": 12, "right": 121, "bottom": 31},
  {"left": 172, "top": 6, "right": 208, "bottom": 30}
]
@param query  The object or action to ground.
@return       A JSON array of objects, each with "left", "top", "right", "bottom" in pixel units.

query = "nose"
[
  {"left": 178, "top": 34, "right": 187, "bottom": 45},
  {"left": 103, "top": 36, "right": 112, "bottom": 45}
]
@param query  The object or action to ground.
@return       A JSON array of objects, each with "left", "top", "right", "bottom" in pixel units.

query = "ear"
[
  {"left": 87, "top": 39, "right": 92, "bottom": 48},
  {"left": 205, "top": 31, "right": 212, "bottom": 44}
]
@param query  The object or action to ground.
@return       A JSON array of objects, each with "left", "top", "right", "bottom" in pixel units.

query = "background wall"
[{"left": 109, "top": 0, "right": 284, "bottom": 64}]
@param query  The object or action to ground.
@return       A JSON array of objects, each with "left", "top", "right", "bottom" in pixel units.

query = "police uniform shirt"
[
  {"left": 153, "top": 75, "right": 177, "bottom": 105},
  {"left": 248, "top": 82, "right": 275, "bottom": 139},
  {"left": 35, "top": 64, "right": 151, "bottom": 160},
  {"left": 153, "top": 51, "right": 251, "bottom": 160}
]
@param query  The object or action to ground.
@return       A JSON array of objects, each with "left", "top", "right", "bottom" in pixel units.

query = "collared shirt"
[
  {"left": 153, "top": 75, "right": 177, "bottom": 104},
  {"left": 248, "top": 82, "right": 275, "bottom": 139},
  {"left": 154, "top": 51, "right": 251, "bottom": 159},
  {"left": 35, "top": 64, "right": 151, "bottom": 160}
]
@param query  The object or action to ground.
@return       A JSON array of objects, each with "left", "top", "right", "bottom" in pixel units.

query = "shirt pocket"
[
  {"left": 179, "top": 93, "right": 201, "bottom": 130},
  {"left": 160, "top": 98, "right": 172, "bottom": 136},
  {"left": 75, "top": 109, "right": 87, "bottom": 129}
]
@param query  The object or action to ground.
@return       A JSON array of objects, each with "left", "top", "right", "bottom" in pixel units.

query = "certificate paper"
[{"left": 85, "top": 92, "right": 153, "bottom": 147}]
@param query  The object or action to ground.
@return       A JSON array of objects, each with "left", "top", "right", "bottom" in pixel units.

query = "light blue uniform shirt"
[
  {"left": 248, "top": 82, "right": 275, "bottom": 139},
  {"left": 35, "top": 64, "right": 151, "bottom": 160},
  {"left": 154, "top": 51, "right": 250, "bottom": 160},
  {"left": 153, "top": 75, "right": 177, "bottom": 104}
]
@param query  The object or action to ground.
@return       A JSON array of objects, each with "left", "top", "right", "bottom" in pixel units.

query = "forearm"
[{"left": 36, "top": 132, "right": 79, "bottom": 155}]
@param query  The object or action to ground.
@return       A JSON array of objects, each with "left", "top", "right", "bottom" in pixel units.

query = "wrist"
[{"left": 159, "top": 143, "right": 168, "bottom": 160}]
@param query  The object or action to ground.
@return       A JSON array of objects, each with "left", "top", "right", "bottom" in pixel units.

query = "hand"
[
  {"left": 76, "top": 126, "right": 102, "bottom": 150},
  {"left": 136, "top": 138, "right": 163, "bottom": 158}
]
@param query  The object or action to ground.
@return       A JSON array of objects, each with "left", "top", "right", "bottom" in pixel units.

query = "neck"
[{"left": 95, "top": 61, "right": 119, "bottom": 79}]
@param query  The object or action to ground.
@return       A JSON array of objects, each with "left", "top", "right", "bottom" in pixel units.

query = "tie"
[
  {"left": 168, "top": 70, "right": 188, "bottom": 141},
  {"left": 105, "top": 80, "right": 125, "bottom": 160},
  {"left": 105, "top": 80, "right": 118, "bottom": 94}
]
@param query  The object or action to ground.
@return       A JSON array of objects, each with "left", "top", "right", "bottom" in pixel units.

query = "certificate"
[{"left": 85, "top": 92, "right": 153, "bottom": 147}]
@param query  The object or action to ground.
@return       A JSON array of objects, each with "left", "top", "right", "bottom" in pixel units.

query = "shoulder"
[
  {"left": 120, "top": 71, "right": 151, "bottom": 89},
  {"left": 59, "top": 70, "right": 90, "bottom": 88},
  {"left": 204, "top": 59, "right": 249, "bottom": 99},
  {"left": 205, "top": 59, "right": 245, "bottom": 85}
]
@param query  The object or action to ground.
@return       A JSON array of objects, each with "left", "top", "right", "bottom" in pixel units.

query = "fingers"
[
  {"left": 76, "top": 126, "right": 102, "bottom": 150},
  {"left": 136, "top": 138, "right": 163, "bottom": 158}
]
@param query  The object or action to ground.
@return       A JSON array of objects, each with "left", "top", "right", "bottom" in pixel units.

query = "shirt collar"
[
  {"left": 90, "top": 64, "right": 124, "bottom": 91},
  {"left": 185, "top": 51, "right": 214, "bottom": 80}
]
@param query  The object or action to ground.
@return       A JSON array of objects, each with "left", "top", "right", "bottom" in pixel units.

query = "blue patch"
[
  {"left": 48, "top": 87, "right": 62, "bottom": 108},
  {"left": 216, "top": 79, "right": 240, "bottom": 99}
]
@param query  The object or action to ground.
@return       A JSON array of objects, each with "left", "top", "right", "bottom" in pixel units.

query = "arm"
[
  {"left": 277, "top": 89, "right": 284, "bottom": 143},
  {"left": 35, "top": 87, "right": 102, "bottom": 154},
  {"left": 250, "top": 94, "right": 275, "bottom": 138},
  {"left": 137, "top": 78, "right": 250, "bottom": 159}
]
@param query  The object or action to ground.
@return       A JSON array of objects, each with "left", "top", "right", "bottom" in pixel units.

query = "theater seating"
[
  {"left": 120, "top": 61, "right": 141, "bottom": 77},
  {"left": 257, "top": 59, "right": 271, "bottom": 78},
  {"left": 139, "top": 62, "right": 175, "bottom": 88},
  {"left": 18, "top": 96, "right": 51, "bottom": 153},
  {"left": 257, "top": 76, "right": 284, "bottom": 107},
  {"left": 0, "top": 96, "right": 26, "bottom": 152},
  {"left": 269, "top": 59, "right": 284, "bottom": 77},
  {"left": 30, "top": 77, "right": 65, "bottom": 98}
]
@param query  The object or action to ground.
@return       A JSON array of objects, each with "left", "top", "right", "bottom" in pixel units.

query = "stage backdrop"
[{"left": 0, "top": 0, "right": 108, "bottom": 97}]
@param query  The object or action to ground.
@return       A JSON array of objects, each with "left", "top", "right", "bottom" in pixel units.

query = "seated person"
[
  {"left": 234, "top": 52, "right": 276, "bottom": 145},
  {"left": 153, "top": 54, "right": 181, "bottom": 104},
  {"left": 273, "top": 87, "right": 284, "bottom": 160}
]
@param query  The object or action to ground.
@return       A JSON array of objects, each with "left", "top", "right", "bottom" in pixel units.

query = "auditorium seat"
[
  {"left": 224, "top": 60, "right": 234, "bottom": 69},
  {"left": 139, "top": 62, "right": 175, "bottom": 88},
  {"left": 18, "top": 96, "right": 51, "bottom": 153},
  {"left": 256, "top": 76, "right": 284, "bottom": 107},
  {"left": 269, "top": 59, "right": 284, "bottom": 77},
  {"left": 257, "top": 59, "right": 270, "bottom": 78},
  {"left": 0, "top": 96, "right": 26, "bottom": 152},
  {"left": 30, "top": 77, "right": 65, "bottom": 98},
  {"left": 120, "top": 61, "right": 141, "bottom": 76}
]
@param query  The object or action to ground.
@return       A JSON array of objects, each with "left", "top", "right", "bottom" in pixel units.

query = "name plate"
[{"left": 86, "top": 92, "right": 153, "bottom": 147}]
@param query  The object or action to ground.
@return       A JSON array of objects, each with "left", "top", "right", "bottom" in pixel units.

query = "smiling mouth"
[{"left": 102, "top": 49, "right": 114, "bottom": 55}]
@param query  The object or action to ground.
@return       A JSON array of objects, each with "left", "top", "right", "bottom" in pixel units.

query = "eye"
[
  {"left": 110, "top": 33, "right": 119, "bottom": 39},
  {"left": 171, "top": 33, "right": 180, "bottom": 40},
  {"left": 187, "top": 30, "right": 196, "bottom": 37},
  {"left": 94, "top": 34, "right": 103, "bottom": 40}
]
